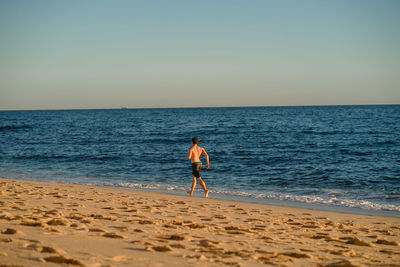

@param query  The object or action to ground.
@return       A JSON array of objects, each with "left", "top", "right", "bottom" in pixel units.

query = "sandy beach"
[{"left": 0, "top": 177, "right": 399, "bottom": 266}]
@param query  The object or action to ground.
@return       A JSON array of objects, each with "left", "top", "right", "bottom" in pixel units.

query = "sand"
[{"left": 0, "top": 177, "right": 399, "bottom": 267}]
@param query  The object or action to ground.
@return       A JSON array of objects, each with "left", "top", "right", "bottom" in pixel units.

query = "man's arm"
[
  {"left": 202, "top": 148, "right": 209, "bottom": 169},
  {"left": 185, "top": 148, "right": 192, "bottom": 160}
]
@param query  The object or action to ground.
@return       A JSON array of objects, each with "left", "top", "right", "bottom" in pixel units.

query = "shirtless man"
[{"left": 185, "top": 136, "right": 209, "bottom": 198}]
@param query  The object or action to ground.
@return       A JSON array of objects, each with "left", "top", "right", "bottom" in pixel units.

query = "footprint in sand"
[
  {"left": 90, "top": 214, "right": 116, "bottom": 221},
  {"left": 47, "top": 218, "right": 70, "bottom": 226},
  {"left": 322, "top": 259, "right": 357, "bottom": 267},
  {"left": 45, "top": 209, "right": 64, "bottom": 217},
  {"left": 339, "top": 236, "right": 371, "bottom": 246},
  {"left": 251, "top": 225, "right": 266, "bottom": 231},
  {"left": 110, "top": 226, "right": 129, "bottom": 232},
  {"left": 374, "top": 229, "right": 394, "bottom": 236},
  {"left": 279, "top": 252, "right": 311, "bottom": 259},
  {"left": 0, "top": 238, "right": 12, "bottom": 243},
  {"left": 379, "top": 249, "right": 400, "bottom": 255},
  {"left": 11, "top": 206, "right": 25, "bottom": 211},
  {"left": 43, "top": 255, "right": 84, "bottom": 266},
  {"left": 328, "top": 249, "right": 356, "bottom": 256},
  {"left": 70, "top": 223, "right": 87, "bottom": 230},
  {"left": 124, "top": 209, "right": 140, "bottom": 213},
  {"left": 183, "top": 254, "right": 208, "bottom": 260},
  {"left": 138, "top": 220, "right": 154, "bottom": 225},
  {"left": 260, "top": 236, "right": 274, "bottom": 243},
  {"left": 153, "top": 204, "right": 168, "bottom": 208},
  {"left": 157, "top": 234, "right": 185, "bottom": 241},
  {"left": 224, "top": 226, "right": 252, "bottom": 234},
  {"left": 69, "top": 203, "right": 85, "bottom": 208},
  {"left": 103, "top": 232, "right": 124, "bottom": 239},
  {"left": 303, "top": 233, "right": 337, "bottom": 242},
  {"left": 1, "top": 228, "right": 17, "bottom": 235},
  {"left": 170, "top": 243, "right": 185, "bottom": 249},
  {"left": 257, "top": 251, "right": 311, "bottom": 264},
  {"left": 78, "top": 217, "right": 92, "bottom": 224},
  {"left": 89, "top": 228, "right": 105, "bottom": 232},
  {"left": 187, "top": 223, "right": 205, "bottom": 229},
  {"left": 67, "top": 213, "right": 84, "bottom": 220},
  {"left": 358, "top": 227, "right": 370, "bottom": 233},
  {"left": 151, "top": 245, "right": 172, "bottom": 252},
  {"left": 21, "top": 221, "right": 44, "bottom": 227},
  {"left": 24, "top": 242, "right": 44, "bottom": 252},
  {"left": 376, "top": 239, "right": 399, "bottom": 246},
  {"left": 199, "top": 239, "right": 219, "bottom": 248},
  {"left": 0, "top": 212, "right": 15, "bottom": 221},
  {"left": 27, "top": 243, "right": 58, "bottom": 254}
]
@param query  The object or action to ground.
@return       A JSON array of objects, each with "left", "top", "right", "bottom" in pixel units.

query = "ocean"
[{"left": 1, "top": 105, "right": 399, "bottom": 217}]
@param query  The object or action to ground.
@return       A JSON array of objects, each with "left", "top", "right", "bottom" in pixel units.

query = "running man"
[{"left": 185, "top": 136, "right": 209, "bottom": 198}]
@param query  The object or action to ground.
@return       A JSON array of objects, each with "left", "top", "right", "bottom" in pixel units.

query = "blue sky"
[{"left": 0, "top": 0, "right": 399, "bottom": 109}]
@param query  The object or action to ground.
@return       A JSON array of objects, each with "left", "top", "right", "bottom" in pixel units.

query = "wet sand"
[{"left": 0, "top": 177, "right": 399, "bottom": 266}]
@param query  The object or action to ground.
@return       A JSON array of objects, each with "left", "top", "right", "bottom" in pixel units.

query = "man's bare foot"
[
  {"left": 205, "top": 190, "right": 209, "bottom": 198},
  {"left": 187, "top": 191, "right": 193, "bottom": 196}
]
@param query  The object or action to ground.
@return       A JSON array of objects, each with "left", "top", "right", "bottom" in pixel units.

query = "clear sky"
[{"left": 0, "top": 0, "right": 399, "bottom": 110}]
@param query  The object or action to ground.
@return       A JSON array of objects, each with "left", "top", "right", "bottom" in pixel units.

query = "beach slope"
[{"left": 0, "top": 177, "right": 399, "bottom": 266}]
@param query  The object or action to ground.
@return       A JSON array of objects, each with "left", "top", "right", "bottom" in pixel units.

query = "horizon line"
[{"left": 0, "top": 103, "right": 399, "bottom": 112}]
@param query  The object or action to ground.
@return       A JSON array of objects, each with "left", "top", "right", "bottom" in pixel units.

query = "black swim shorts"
[{"left": 191, "top": 163, "right": 202, "bottom": 178}]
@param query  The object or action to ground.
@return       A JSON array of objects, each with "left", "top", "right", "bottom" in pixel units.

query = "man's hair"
[{"left": 192, "top": 136, "right": 199, "bottom": 144}]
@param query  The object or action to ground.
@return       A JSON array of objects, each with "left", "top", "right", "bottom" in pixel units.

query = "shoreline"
[
  {"left": 1, "top": 177, "right": 399, "bottom": 266},
  {"left": 2, "top": 175, "right": 399, "bottom": 218},
  {"left": 136, "top": 187, "right": 400, "bottom": 219},
  {"left": 13, "top": 176, "right": 399, "bottom": 218}
]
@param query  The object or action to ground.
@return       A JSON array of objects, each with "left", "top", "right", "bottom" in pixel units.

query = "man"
[{"left": 185, "top": 136, "right": 209, "bottom": 198}]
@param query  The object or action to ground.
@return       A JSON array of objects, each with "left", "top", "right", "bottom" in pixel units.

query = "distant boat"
[{"left": 121, "top": 107, "right": 127, "bottom": 109}]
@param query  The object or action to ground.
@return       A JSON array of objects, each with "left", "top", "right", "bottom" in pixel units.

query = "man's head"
[{"left": 192, "top": 136, "right": 199, "bottom": 144}]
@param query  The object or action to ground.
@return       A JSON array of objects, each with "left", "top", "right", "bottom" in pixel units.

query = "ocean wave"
[
  {"left": 0, "top": 125, "right": 32, "bottom": 131},
  {"left": 86, "top": 182, "right": 400, "bottom": 212},
  {"left": 10, "top": 154, "right": 122, "bottom": 162}
]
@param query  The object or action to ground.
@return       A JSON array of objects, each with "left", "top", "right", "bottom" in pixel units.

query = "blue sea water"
[{"left": 1, "top": 105, "right": 399, "bottom": 216}]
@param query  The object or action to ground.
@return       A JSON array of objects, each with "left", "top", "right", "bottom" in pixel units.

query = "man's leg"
[
  {"left": 187, "top": 176, "right": 196, "bottom": 196},
  {"left": 197, "top": 177, "right": 209, "bottom": 198}
]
